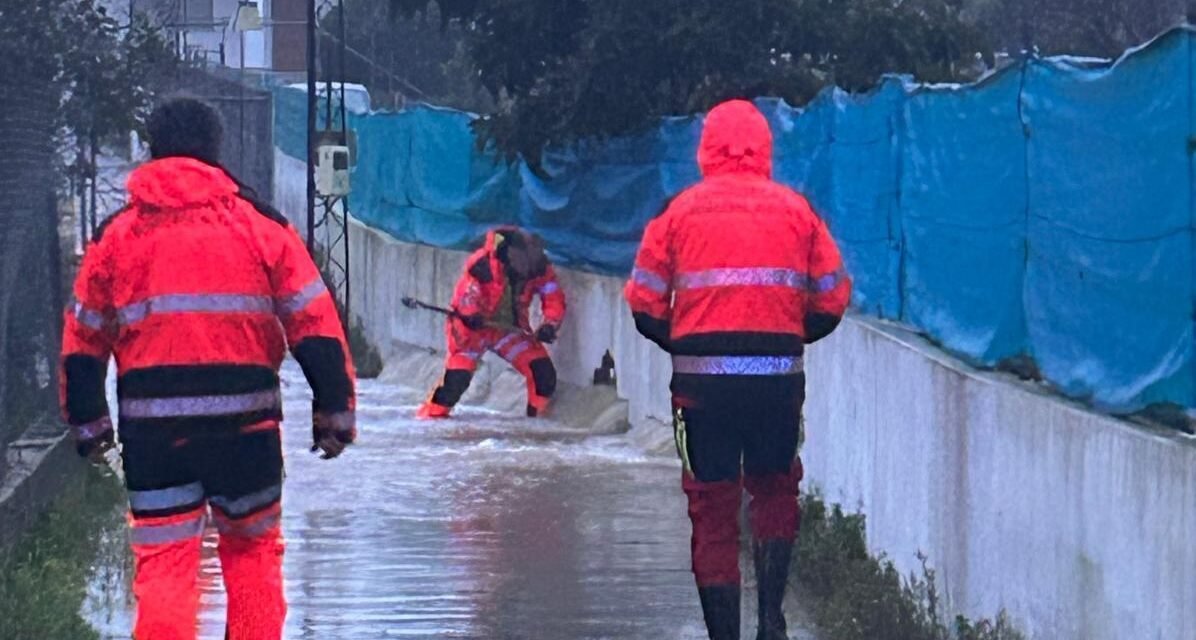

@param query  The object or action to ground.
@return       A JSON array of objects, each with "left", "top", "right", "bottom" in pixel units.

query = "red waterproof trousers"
[{"left": 422, "top": 323, "right": 556, "bottom": 417}]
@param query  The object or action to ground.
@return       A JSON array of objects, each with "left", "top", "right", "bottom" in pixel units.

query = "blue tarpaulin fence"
[{"left": 275, "top": 27, "right": 1196, "bottom": 413}]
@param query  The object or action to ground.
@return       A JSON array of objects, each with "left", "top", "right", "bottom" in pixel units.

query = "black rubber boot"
[
  {"left": 753, "top": 540, "right": 793, "bottom": 640},
  {"left": 698, "top": 585, "right": 741, "bottom": 640}
]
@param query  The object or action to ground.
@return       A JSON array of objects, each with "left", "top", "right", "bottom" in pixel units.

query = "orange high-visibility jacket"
[
  {"left": 625, "top": 100, "right": 851, "bottom": 373},
  {"left": 451, "top": 226, "right": 566, "bottom": 334},
  {"left": 61, "top": 157, "right": 355, "bottom": 438}
]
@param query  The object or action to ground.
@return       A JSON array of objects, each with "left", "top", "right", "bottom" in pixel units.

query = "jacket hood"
[
  {"left": 484, "top": 226, "right": 524, "bottom": 254},
  {"left": 697, "top": 100, "right": 773, "bottom": 178},
  {"left": 482, "top": 226, "right": 548, "bottom": 278},
  {"left": 127, "top": 157, "right": 238, "bottom": 209}
]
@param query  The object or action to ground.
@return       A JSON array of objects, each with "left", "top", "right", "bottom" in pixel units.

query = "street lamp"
[{"left": 233, "top": 1, "right": 263, "bottom": 32}]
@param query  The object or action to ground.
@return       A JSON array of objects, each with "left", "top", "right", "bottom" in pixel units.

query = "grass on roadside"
[
  {"left": 0, "top": 465, "right": 126, "bottom": 640},
  {"left": 347, "top": 313, "right": 384, "bottom": 379},
  {"left": 314, "top": 250, "right": 384, "bottom": 380},
  {"left": 795, "top": 493, "right": 1024, "bottom": 640}
]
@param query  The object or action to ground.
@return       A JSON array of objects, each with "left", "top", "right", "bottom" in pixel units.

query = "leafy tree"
[
  {"left": 388, "top": 0, "right": 990, "bottom": 164},
  {"left": 319, "top": 0, "right": 491, "bottom": 112},
  {"left": 0, "top": 0, "right": 175, "bottom": 144},
  {"left": 968, "top": 0, "right": 1190, "bottom": 57},
  {"left": 60, "top": 12, "right": 178, "bottom": 151},
  {"left": 1, "top": 0, "right": 176, "bottom": 237}
]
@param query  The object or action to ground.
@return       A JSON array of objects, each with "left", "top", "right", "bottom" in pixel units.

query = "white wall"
[
  {"left": 804, "top": 321, "right": 1196, "bottom": 640},
  {"left": 149, "top": 0, "right": 269, "bottom": 69},
  {"left": 275, "top": 149, "right": 1196, "bottom": 639}
]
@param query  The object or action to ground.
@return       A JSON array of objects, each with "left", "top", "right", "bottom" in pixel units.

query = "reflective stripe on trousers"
[
  {"left": 129, "top": 508, "right": 208, "bottom": 546},
  {"left": 210, "top": 483, "right": 283, "bottom": 519},
  {"left": 129, "top": 482, "right": 205, "bottom": 513},
  {"left": 213, "top": 502, "right": 283, "bottom": 538}
]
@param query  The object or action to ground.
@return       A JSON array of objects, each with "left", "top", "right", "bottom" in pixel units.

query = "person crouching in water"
[{"left": 418, "top": 226, "right": 566, "bottom": 418}]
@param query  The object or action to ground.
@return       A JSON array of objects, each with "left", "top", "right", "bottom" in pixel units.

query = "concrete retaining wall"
[
  {"left": 276, "top": 150, "right": 1196, "bottom": 640},
  {"left": 806, "top": 321, "right": 1196, "bottom": 640},
  {"left": 0, "top": 432, "right": 79, "bottom": 550}
]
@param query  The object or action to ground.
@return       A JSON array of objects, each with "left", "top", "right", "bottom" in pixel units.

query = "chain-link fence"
[
  {"left": 0, "top": 76, "right": 67, "bottom": 482},
  {"left": 170, "top": 67, "right": 275, "bottom": 198}
]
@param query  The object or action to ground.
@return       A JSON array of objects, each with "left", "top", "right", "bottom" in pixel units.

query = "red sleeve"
[
  {"left": 537, "top": 264, "right": 566, "bottom": 327},
  {"left": 625, "top": 214, "right": 673, "bottom": 319},
  {"left": 452, "top": 260, "right": 487, "bottom": 319},
  {"left": 804, "top": 218, "right": 852, "bottom": 343},
  {"left": 268, "top": 226, "right": 357, "bottom": 421},
  {"left": 60, "top": 235, "right": 115, "bottom": 432},
  {"left": 624, "top": 212, "right": 674, "bottom": 351}
]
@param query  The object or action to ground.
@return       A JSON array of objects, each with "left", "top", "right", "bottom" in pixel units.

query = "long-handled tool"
[
  {"left": 401, "top": 297, "right": 464, "bottom": 320},
  {"left": 401, "top": 296, "right": 530, "bottom": 336}
]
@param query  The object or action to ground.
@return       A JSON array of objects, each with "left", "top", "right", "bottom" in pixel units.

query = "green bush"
[
  {"left": 347, "top": 313, "right": 385, "bottom": 379},
  {"left": 795, "top": 493, "right": 1024, "bottom": 640},
  {"left": 0, "top": 466, "right": 126, "bottom": 640},
  {"left": 314, "top": 249, "right": 384, "bottom": 379}
]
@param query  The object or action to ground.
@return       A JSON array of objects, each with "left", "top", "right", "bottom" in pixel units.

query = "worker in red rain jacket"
[
  {"left": 60, "top": 97, "right": 357, "bottom": 640},
  {"left": 624, "top": 99, "right": 851, "bottom": 640},
  {"left": 418, "top": 227, "right": 566, "bottom": 419}
]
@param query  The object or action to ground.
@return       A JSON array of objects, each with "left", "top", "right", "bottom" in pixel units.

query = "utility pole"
[
  {"left": 305, "top": 0, "right": 317, "bottom": 254},
  {"left": 240, "top": 14, "right": 246, "bottom": 182},
  {"left": 338, "top": 0, "right": 350, "bottom": 321}
]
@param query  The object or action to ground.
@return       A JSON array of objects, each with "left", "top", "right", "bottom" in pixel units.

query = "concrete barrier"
[
  {"left": 276, "top": 149, "right": 1196, "bottom": 640},
  {"left": 806, "top": 320, "right": 1196, "bottom": 640},
  {"left": 0, "top": 430, "right": 80, "bottom": 551}
]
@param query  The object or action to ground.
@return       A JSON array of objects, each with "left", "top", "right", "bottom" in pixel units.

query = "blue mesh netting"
[{"left": 275, "top": 27, "right": 1196, "bottom": 412}]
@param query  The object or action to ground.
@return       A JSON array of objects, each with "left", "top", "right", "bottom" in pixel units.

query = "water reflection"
[{"left": 84, "top": 362, "right": 807, "bottom": 639}]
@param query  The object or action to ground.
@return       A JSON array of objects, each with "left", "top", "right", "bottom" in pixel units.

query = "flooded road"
[{"left": 86, "top": 361, "right": 817, "bottom": 639}]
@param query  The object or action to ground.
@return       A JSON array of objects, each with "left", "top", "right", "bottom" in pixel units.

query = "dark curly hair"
[{"left": 147, "top": 96, "right": 224, "bottom": 164}]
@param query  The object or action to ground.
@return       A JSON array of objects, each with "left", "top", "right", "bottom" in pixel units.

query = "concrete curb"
[{"left": 0, "top": 428, "right": 83, "bottom": 551}]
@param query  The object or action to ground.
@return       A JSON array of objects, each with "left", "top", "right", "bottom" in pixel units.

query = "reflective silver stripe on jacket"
[
  {"left": 811, "top": 267, "right": 848, "bottom": 293},
  {"left": 120, "top": 389, "right": 281, "bottom": 419},
  {"left": 73, "top": 300, "right": 108, "bottom": 331},
  {"left": 540, "top": 281, "right": 560, "bottom": 295},
  {"left": 276, "top": 277, "right": 328, "bottom": 316},
  {"left": 117, "top": 293, "right": 275, "bottom": 325},
  {"left": 631, "top": 268, "right": 669, "bottom": 295},
  {"left": 674, "top": 268, "right": 808, "bottom": 291},
  {"left": 672, "top": 355, "right": 804, "bottom": 376},
  {"left": 129, "top": 482, "right": 205, "bottom": 513}
]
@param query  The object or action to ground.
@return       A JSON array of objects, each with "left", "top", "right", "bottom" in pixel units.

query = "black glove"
[
  {"left": 312, "top": 411, "right": 357, "bottom": 459},
  {"left": 535, "top": 324, "right": 559, "bottom": 344},
  {"left": 72, "top": 417, "right": 116, "bottom": 464},
  {"left": 458, "top": 313, "right": 485, "bottom": 331}
]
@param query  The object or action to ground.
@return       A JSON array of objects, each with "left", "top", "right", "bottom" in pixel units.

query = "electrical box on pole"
[{"left": 316, "top": 145, "right": 351, "bottom": 196}]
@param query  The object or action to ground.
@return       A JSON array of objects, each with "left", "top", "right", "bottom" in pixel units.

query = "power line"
[{"left": 316, "top": 25, "right": 431, "bottom": 100}]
